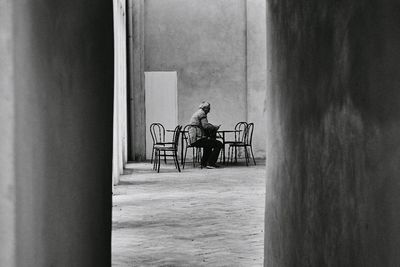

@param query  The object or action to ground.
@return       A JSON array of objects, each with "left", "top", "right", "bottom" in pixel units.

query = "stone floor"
[{"left": 112, "top": 160, "right": 266, "bottom": 267}]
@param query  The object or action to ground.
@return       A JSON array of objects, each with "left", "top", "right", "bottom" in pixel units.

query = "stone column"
[
  {"left": 2, "top": 0, "right": 114, "bottom": 266},
  {"left": 0, "top": 1, "right": 15, "bottom": 266},
  {"left": 128, "top": 0, "right": 146, "bottom": 161},
  {"left": 265, "top": 0, "right": 400, "bottom": 266}
]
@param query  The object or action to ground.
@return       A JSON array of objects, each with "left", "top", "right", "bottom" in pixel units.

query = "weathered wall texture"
[
  {"left": 265, "top": 0, "right": 400, "bottom": 266},
  {"left": 8, "top": 1, "right": 114, "bottom": 266},
  {"left": 144, "top": 0, "right": 247, "bottom": 132},
  {"left": 247, "top": 0, "right": 267, "bottom": 156}
]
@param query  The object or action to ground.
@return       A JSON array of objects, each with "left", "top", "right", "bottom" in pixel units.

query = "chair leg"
[
  {"left": 196, "top": 148, "right": 200, "bottom": 163},
  {"left": 195, "top": 148, "right": 198, "bottom": 166},
  {"left": 227, "top": 146, "right": 231, "bottom": 164},
  {"left": 157, "top": 150, "right": 161, "bottom": 173},
  {"left": 244, "top": 147, "right": 249, "bottom": 166},
  {"left": 250, "top": 146, "right": 256, "bottom": 165},
  {"left": 152, "top": 151, "right": 155, "bottom": 170},
  {"left": 174, "top": 151, "right": 181, "bottom": 172},
  {"left": 228, "top": 145, "right": 234, "bottom": 164},
  {"left": 151, "top": 147, "right": 154, "bottom": 164},
  {"left": 192, "top": 148, "right": 195, "bottom": 167},
  {"left": 183, "top": 147, "right": 188, "bottom": 169},
  {"left": 171, "top": 151, "right": 176, "bottom": 168},
  {"left": 153, "top": 150, "right": 157, "bottom": 170},
  {"left": 155, "top": 150, "right": 158, "bottom": 171},
  {"left": 164, "top": 151, "right": 167, "bottom": 164},
  {"left": 173, "top": 151, "right": 180, "bottom": 170},
  {"left": 235, "top": 146, "right": 238, "bottom": 163}
]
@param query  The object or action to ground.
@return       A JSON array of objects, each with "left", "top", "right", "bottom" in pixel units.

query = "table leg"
[
  {"left": 181, "top": 133, "right": 184, "bottom": 166},
  {"left": 222, "top": 132, "right": 226, "bottom": 164}
]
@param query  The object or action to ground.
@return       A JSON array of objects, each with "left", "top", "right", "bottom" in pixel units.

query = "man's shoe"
[{"left": 206, "top": 164, "right": 220, "bottom": 169}]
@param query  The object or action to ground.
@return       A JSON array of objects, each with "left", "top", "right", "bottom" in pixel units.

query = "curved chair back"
[
  {"left": 150, "top": 123, "right": 165, "bottom": 145},
  {"left": 235, "top": 122, "right": 248, "bottom": 142},
  {"left": 244, "top": 123, "right": 254, "bottom": 145},
  {"left": 183, "top": 124, "right": 203, "bottom": 146},
  {"left": 182, "top": 125, "right": 191, "bottom": 147},
  {"left": 172, "top": 125, "right": 182, "bottom": 149}
]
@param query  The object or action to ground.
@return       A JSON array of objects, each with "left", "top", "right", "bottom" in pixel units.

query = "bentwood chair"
[
  {"left": 153, "top": 125, "right": 182, "bottom": 173},
  {"left": 182, "top": 124, "right": 203, "bottom": 169},
  {"left": 149, "top": 123, "right": 171, "bottom": 164},
  {"left": 224, "top": 122, "right": 248, "bottom": 163},
  {"left": 228, "top": 122, "right": 256, "bottom": 166}
]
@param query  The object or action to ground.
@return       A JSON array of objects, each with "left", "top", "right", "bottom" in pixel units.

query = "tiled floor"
[{"left": 112, "top": 160, "right": 265, "bottom": 267}]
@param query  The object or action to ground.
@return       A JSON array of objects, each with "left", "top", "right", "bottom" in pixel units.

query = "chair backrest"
[
  {"left": 183, "top": 124, "right": 203, "bottom": 146},
  {"left": 182, "top": 125, "right": 191, "bottom": 147},
  {"left": 172, "top": 125, "right": 182, "bottom": 148},
  {"left": 244, "top": 123, "right": 254, "bottom": 145},
  {"left": 235, "top": 122, "right": 248, "bottom": 142},
  {"left": 150, "top": 123, "right": 165, "bottom": 144}
]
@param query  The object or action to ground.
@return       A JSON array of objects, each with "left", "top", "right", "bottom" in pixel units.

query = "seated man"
[{"left": 188, "top": 101, "right": 223, "bottom": 168}]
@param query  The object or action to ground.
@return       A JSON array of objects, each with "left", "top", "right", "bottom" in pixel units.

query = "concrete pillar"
[
  {"left": 0, "top": 1, "right": 16, "bottom": 265},
  {"left": 0, "top": 0, "right": 114, "bottom": 266},
  {"left": 113, "top": 0, "right": 128, "bottom": 185},
  {"left": 265, "top": 0, "right": 400, "bottom": 266},
  {"left": 128, "top": 0, "right": 146, "bottom": 161}
]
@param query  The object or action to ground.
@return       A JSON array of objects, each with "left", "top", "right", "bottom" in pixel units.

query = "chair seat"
[
  {"left": 155, "top": 142, "right": 174, "bottom": 145},
  {"left": 229, "top": 142, "right": 247, "bottom": 146},
  {"left": 224, "top": 140, "right": 242, "bottom": 144},
  {"left": 155, "top": 146, "right": 176, "bottom": 151},
  {"left": 154, "top": 143, "right": 172, "bottom": 147}
]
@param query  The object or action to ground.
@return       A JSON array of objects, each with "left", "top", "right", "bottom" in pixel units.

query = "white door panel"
[{"left": 145, "top": 71, "right": 178, "bottom": 160}]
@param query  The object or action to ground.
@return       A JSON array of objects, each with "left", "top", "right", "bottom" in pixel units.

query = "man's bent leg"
[
  {"left": 207, "top": 140, "right": 223, "bottom": 166},
  {"left": 201, "top": 147, "right": 212, "bottom": 166},
  {"left": 192, "top": 138, "right": 212, "bottom": 167}
]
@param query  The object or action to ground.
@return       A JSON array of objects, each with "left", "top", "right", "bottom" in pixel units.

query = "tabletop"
[
  {"left": 217, "top": 129, "right": 241, "bottom": 133},
  {"left": 166, "top": 129, "right": 240, "bottom": 133}
]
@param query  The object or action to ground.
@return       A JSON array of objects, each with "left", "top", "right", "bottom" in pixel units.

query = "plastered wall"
[
  {"left": 143, "top": 0, "right": 267, "bottom": 157},
  {"left": 247, "top": 0, "right": 267, "bottom": 157},
  {"left": 145, "top": 0, "right": 246, "bottom": 129},
  {"left": 265, "top": 0, "right": 400, "bottom": 266},
  {"left": 0, "top": 1, "right": 114, "bottom": 266}
]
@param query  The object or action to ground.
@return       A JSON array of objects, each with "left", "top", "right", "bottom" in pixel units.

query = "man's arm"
[
  {"left": 200, "top": 117, "right": 209, "bottom": 129},
  {"left": 201, "top": 118, "right": 220, "bottom": 130}
]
